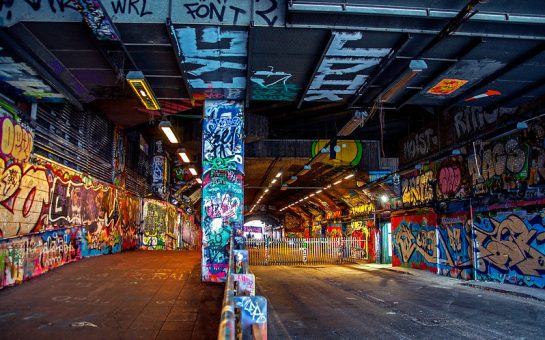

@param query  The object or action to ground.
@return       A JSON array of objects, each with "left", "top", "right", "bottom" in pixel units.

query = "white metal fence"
[{"left": 246, "top": 238, "right": 369, "bottom": 265}]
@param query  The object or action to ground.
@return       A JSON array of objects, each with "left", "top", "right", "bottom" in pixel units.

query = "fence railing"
[
  {"left": 246, "top": 238, "right": 369, "bottom": 266},
  {"left": 218, "top": 237, "right": 268, "bottom": 340}
]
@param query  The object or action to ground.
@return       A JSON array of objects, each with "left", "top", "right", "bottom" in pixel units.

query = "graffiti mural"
[
  {"left": 427, "top": 78, "right": 468, "bottom": 95},
  {"left": 250, "top": 67, "right": 300, "bottom": 101},
  {"left": 151, "top": 140, "right": 168, "bottom": 199},
  {"left": 142, "top": 199, "right": 167, "bottom": 250},
  {"left": 436, "top": 158, "right": 467, "bottom": 200},
  {"left": 0, "top": 46, "right": 64, "bottom": 102},
  {"left": 304, "top": 31, "right": 391, "bottom": 102},
  {"left": 400, "top": 169, "right": 434, "bottom": 208},
  {"left": 346, "top": 220, "right": 377, "bottom": 261},
  {"left": 173, "top": 26, "right": 247, "bottom": 100},
  {"left": 73, "top": 0, "right": 119, "bottom": 40},
  {"left": 112, "top": 127, "right": 126, "bottom": 187},
  {"left": 202, "top": 100, "right": 244, "bottom": 282},
  {"left": 234, "top": 296, "right": 267, "bottom": 339},
  {"left": 474, "top": 211, "right": 545, "bottom": 288},
  {"left": 0, "top": 226, "right": 82, "bottom": 289},
  {"left": 0, "top": 0, "right": 285, "bottom": 27},
  {"left": 400, "top": 127, "right": 439, "bottom": 165},
  {"left": 468, "top": 138, "right": 529, "bottom": 195},
  {"left": 437, "top": 213, "right": 473, "bottom": 280},
  {"left": 392, "top": 212, "right": 438, "bottom": 273},
  {"left": 311, "top": 139, "right": 363, "bottom": 166}
]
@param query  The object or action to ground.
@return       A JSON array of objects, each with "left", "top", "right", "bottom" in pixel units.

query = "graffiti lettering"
[
  {"left": 305, "top": 31, "right": 390, "bottom": 102},
  {"left": 174, "top": 27, "right": 247, "bottom": 99},
  {"left": 184, "top": 0, "right": 246, "bottom": 25},
  {"left": 401, "top": 170, "right": 434, "bottom": 207},
  {"left": 453, "top": 107, "right": 516, "bottom": 140},
  {"left": 110, "top": 0, "right": 152, "bottom": 17},
  {"left": 1, "top": 118, "right": 33, "bottom": 163},
  {"left": 350, "top": 203, "right": 375, "bottom": 216},
  {"left": 438, "top": 164, "right": 462, "bottom": 198},
  {"left": 0, "top": 47, "right": 64, "bottom": 102},
  {"left": 401, "top": 128, "right": 438, "bottom": 164},
  {"left": 475, "top": 213, "right": 545, "bottom": 288},
  {"left": 468, "top": 138, "right": 529, "bottom": 194}
]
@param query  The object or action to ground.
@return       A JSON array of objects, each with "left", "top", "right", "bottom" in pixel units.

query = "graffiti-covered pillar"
[{"left": 201, "top": 100, "right": 244, "bottom": 282}]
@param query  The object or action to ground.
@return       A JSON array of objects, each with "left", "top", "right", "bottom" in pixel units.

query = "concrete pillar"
[{"left": 201, "top": 100, "right": 244, "bottom": 283}]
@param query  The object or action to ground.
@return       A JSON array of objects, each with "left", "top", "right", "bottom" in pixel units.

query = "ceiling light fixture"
[
  {"left": 126, "top": 71, "right": 160, "bottom": 110},
  {"left": 196, "top": 178, "right": 202, "bottom": 184},
  {"left": 344, "top": 174, "right": 355, "bottom": 179},
  {"left": 178, "top": 148, "right": 190, "bottom": 163},
  {"left": 333, "top": 180, "right": 342, "bottom": 185},
  {"left": 298, "top": 164, "right": 312, "bottom": 176},
  {"left": 188, "top": 167, "right": 198, "bottom": 176},
  {"left": 264, "top": 188, "right": 269, "bottom": 193},
  {"left": 316, "top": 190, "right": 322, "bottom": 194},
  {"left": 338, "top": 111, "right": 368, "bottom": 136},
  {"left": 381, "top": 59, "right": 428, "bottom": 103},
  {"left": 159, "top": 120, "right": 179, "bottom": 144},
  {"left": 271, "top": 179, "right": 277, "bottom": 184},
  {"left": 275, "top": 171, "right": 282, "bottom": 178}
]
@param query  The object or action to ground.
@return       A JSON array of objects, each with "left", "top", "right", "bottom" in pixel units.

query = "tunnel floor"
[
  {"left": 254, "top": 264, "right": 545, "bottom": 339},
  {"left": 0, "top": 250, "right": 223, "bottom": 340}
]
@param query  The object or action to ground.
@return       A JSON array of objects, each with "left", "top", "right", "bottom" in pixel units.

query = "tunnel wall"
[
  {"left": 0, "top": 115, "right": 142, "bottom": 289},
  {"left": 474, "top": 207, "right": 545, "bottom": 288},
  {"left": 141, "top": 199, "right": 200, "bottom": 251},
  {"left": 392, "top": 206, "right": 545, "bottom": 287},
  {"left": 347, "top": 220, "right": 378, "bottom": 262},
  {"left": 392, "top": 211, "right": 438, "bottom": 273},
  {"left": 394, "top": 114, "right": 545, "bottom": 287}
]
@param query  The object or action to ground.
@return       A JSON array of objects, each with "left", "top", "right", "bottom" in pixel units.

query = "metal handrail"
[{"left": 217, "top": 236, "right": 236, "bottom": 340}]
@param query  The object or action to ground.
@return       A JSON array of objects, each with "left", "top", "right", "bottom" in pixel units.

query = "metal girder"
[
  {"left": 352, "top": 0, "right": 481, "bottom": 123},
  {"left": 166, "top": 21, "right": 193, "bottom": 99},
  {"left": 245, "top": 25, "right": 254, "bottom": 108},
  {"left": 288, "top": 2, "right": 545, "bottom": 25},
  {"left": 348, "top": 34, "right": 411, "bottom": 108},
  {"left": 486, "top": 77, "right": 545, "bottom": 110},
  {"left": 296, "top": 31, "right": 335, "bottom": 109},
  {"left": 397, "top": 37, "right": 482, "bottom": 109},
  {"left": 443, "top": 40, "right": 545, "bottom": 109}
]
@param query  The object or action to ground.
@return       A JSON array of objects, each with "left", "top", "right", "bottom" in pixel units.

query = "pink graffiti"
[{"left": 439, "top": 165, "right": 462, "bottom": 195}]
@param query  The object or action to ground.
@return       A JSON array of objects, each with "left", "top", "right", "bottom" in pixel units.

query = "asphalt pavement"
[
  {"left": 252, "top": 264, "right": 545, "bottom": 340},
  {"left": 0, "top": 250, "right": 223, "bottom": 340}
]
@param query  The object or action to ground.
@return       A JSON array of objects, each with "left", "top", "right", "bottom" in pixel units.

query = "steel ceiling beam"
[
  {"left": 348, "top": 33, "right": 411, "bottom": 107},
  {"left": 397, "top": 37, "right": 482, "bottom": 109},
  {"left": 486, "top": 77, "right": 545, "bottom": 110},
  {"left": 296, "top": 31, "right": 334, "bottom": 109},
  {"left": 166, "top": 21, "right": 194, "bottom": 99},
  {"left": 288, "top": 2, "right": 545, "bottom": 25},
  {"left": 443, "top": 40, "right": 545, "bottom": 110},
  {"left": 245, "top": 25, "right": 254, "bottom": 108},
  {"left": 352, "top": 0, "right": 481, "bottom": 124}
]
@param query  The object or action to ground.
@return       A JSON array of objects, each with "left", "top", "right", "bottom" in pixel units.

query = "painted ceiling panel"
[
  {"left": 303, "top": 31, "right": 393, "bottom": 103},
  {"left": 172, "top": 25, "right": 247, "bottom": 101},
  {"left": 249, "top": 28, "right": 327, "bottom": 102}
]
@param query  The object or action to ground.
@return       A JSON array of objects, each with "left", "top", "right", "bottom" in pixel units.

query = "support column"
[{"left": 201, "top": 100, "right": 244, "bottom": 282}]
